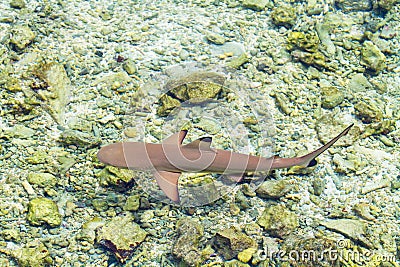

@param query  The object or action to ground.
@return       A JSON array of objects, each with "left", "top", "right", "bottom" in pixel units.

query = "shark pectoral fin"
[{"left": 153, "top": 171, "right": 181, "bottom": 203}]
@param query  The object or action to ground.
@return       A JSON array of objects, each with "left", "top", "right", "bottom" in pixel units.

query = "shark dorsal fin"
[
  {"left": 184, "top": 137, "right": 214, "bottom": 151},
  {"left": 162, "top": 130, "right": 188, "bottom": 145}
]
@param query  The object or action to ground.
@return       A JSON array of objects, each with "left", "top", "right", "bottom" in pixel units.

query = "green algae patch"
[{"left": 27, "top": 197, "right": 62, "bottom": 227}]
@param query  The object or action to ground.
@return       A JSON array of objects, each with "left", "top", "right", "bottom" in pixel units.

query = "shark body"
[{"left": 97, "top": 124, "right": 353, "bottom": 202}]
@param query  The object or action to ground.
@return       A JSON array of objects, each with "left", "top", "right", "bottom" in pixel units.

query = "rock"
[
  {"left": 10, "top": 0, "right": 26, "bottom": 9},
  {"left": 311, "top": 177, "right": 326, "bottom": 196},
  {"left": 255, "top": 179, "right": 293, "bottom": 199},
  {"left": 287, "top": 31, "right": 320, "bottom": 53},
  {"left": 237, "top": 247, "right": 257, "bottom": 263},
  {"left": 225, "top": 260, "right": 250, "bottom": 266},
  {"left": 76, "top": 217, "right": 105, "bottom": 244},
  {"left": 96, "top": 214, "right": 147, "bottom": 263},
  {"left": 315, "top": 22, "right": 336, "bottom": 55},
  {"left": 375, "top": 0, "right": 397, "bottom": 11},
  {"left": 9, "top": 241, "right": 53, "bottom": 267},
  {"left": 353, "top": 203, "right": 376, "bottom": 221},
  {"left": 4, "top": 125, "right": 35, "bottom": 139},
  {"left": 361, "top": 178, "right": 390, "bottom": 194},
  {"left": 213, "top": 226, "right": 256, "bottom": 260},
  {"left": 122, "top": 59, "right": 137, "bottom": 75},
  {"left": 123, "top": 194, "right": 140, "bottom": 211},
  {"left": 320, "top": 219, "right": 372, "bottom": 248},
  {"left": 59, "top": 129, "right": 101, "bottom": 147},
  {"left": 354, "top": 99, "right": 383, "bottom": 123},
  {"left": 96, "top": 166, "right": 135, "bottom": 187},
  {"left": 194, "top": 117, "right": 221, "bottom": 134},
  {"left": 32, "top": 62, "right": 71, "bottom": 125},
  {"left": 172, "top": 218, "right": 204, "bottom": 266},
  {"left": 360, "top": 41, "right": 386, "bottom": 74},
  {"left": 242, "top": 0, "right": 269, "bottom": 11},
  {"left": 348, "top": 73, "right": 373, "bottom": 93},
  {"left": 270, "top": 5, "right": 297, "bottom": 27},
  {"left": 257, "top": 204, "right": 299, "bottom": 238},
  {"left": 205, "top": 31, "right": 226, "bottom": 45},
  {"left": 27, "top": 172, "right": 57, "bottom": 188},
  {"left": 27, "top": 197, "right": 62, "bottom": 227},
  {"left": 335, "top": 0, "right": 372, "bottom": 12},
  {"left": 158, "top": 71, "right": 225, "bottom": 116},
  {"left": 156, "top": 94, "right": 181, "bottom": 116},
  {"left": 321, "top": 86, "right": 344, "bottom": 109},
  {"left": 10, "top": 25, "right": 35, "bottom": 51},
  {"left": 226, "top": 53, "right": 249, "bottom": 69}
]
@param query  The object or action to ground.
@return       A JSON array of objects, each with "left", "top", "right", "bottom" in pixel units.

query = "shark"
[{"left": 97, "top": 124, "right": 353, "bottom": 203}]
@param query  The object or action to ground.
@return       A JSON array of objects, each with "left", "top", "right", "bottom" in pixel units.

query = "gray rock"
[
  {"left": 172, "top": 218, "right": 204, "bottom": 266},
  {"left": 242, "top": 0, "right": 269, "bottom": 11},
  {"left": 335, "top": 0, "right": 372, "bottom": 12},
  {"left": 348, "top": 73, "right": 373, "bottom": 93},
  {"left": 320, "top": 219, "right": 372, "bottom": 248},
  {"left": 205, "top": 31, "right": 226, "bottom": 45},
  {"left": 255, "top": 179, "right": 293, "bottom": 199},
  {"left": 257, "top": 204, "right": 299, "bottom": 238},
  {"left": 96, "top": 214, "right": 147, "bottom": 263},
  {"left": 27, "top": 197, "right": 62, "bottom": 227},
  {"left": 10, "top": 25, "right": 35, "bottom": 51},
  {"left": 213, "top": 226, "right": 256, "bottom": 260},
  {"left": 59, "top": 129, "right": 101, "bottom": 147},
  {"left": 360, "top": 41, "right": 386, "bottom": 74}
]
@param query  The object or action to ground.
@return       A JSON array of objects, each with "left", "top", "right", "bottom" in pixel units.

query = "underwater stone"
[
  {"left": 157, "top": 94, "right": 181, "bottom": 116},
  {"left": 255, "top": 179, "right": 293, "bottom": 199},
  {"left": 4, "top": 125, "right": 35, "bottom": 139},
  {"left": 213, "top": 227, "right": 256, "bottom": 260},
  {"left": 257, "top": 204, "right": 299, "bottom": 238},
  {"left": 27, "top": 197, "right": 62, "bottom": 227},
  {"left": 96, "top": 166, "right": 134, "bottom": 186},
  {"left": 10, "top": 0, "right": 26, "bottom": 9},
  {"left": 270, "top": 6, "right": 297, "bottom": 27},
  {"left": 287, "top": 31, "right": 320, "bottom": 53},
  {"left": 205, "top": 31, "right": 226, "bottom": 45},
  {"left": 321, "top": 86, "right": 344, "bottom": 109},
  {"left": 76, "top": 217, "right": 105, "bottom": 244},
  {"left": 335, "top": 0, "right": 372, "bottom": 12},
  {"left": 225, "top": 260, "right": 250, "bottom": 266},
  {"left": 226, "top": 53, "right": 249, "bottom": 69},
  {"left": 96, "top": 214, "right": 147, "bottom": 263},
  {"left": 32, "top": 62, "right": 71, "bottom": 125},
  {"left": 122, "top": 59, "right": 137, "bottom": 75},
  {"left": 60, "top": 129, "right": 101, "bottom": 147},
  {"left": 123, "top": 194, "right": 140, "bottom": 211},
  {"left": 237, "top": 247, "right": 257, "bottom": 263},
  {"left": 27, "top": 172, "right": 57, "bottom": 188},
  {"left": 10, "top": 241, "right": 52, "bottom": 267},
  {"left": 354, "top": 100, "right": 383, "bottom": 123},
  {"left": 242, "top": 0, "right": 269, "bottom": 11},
  {"left": 172, "top": 218, "right": 204, "bottom": 266},
  {"left": 10, "top": 25, "right": 35, "bottom": 51},
  {"left": 353, "top": 203, "right": 376, "bottom": 221},
  {"left": 348, "top": 73, "right": 373, "bottom": 93},
  {"left": 360, "top": 41, "right": 386, "bottom": 74},
  {"left": 320, "top": 219, "right": 371, "bottom": 248}
]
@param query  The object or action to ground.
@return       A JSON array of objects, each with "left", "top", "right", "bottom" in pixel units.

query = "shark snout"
[{"left": 97, "top": 143, "right": 128, "bottom": 168}]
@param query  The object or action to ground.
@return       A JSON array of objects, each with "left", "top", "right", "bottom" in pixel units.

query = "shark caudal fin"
[
  {"left": 271, "top": 124, "right": 353, "bottom": 169},
  {"left": 299, "top": 123, "right": 354, "bottom": 167}
]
